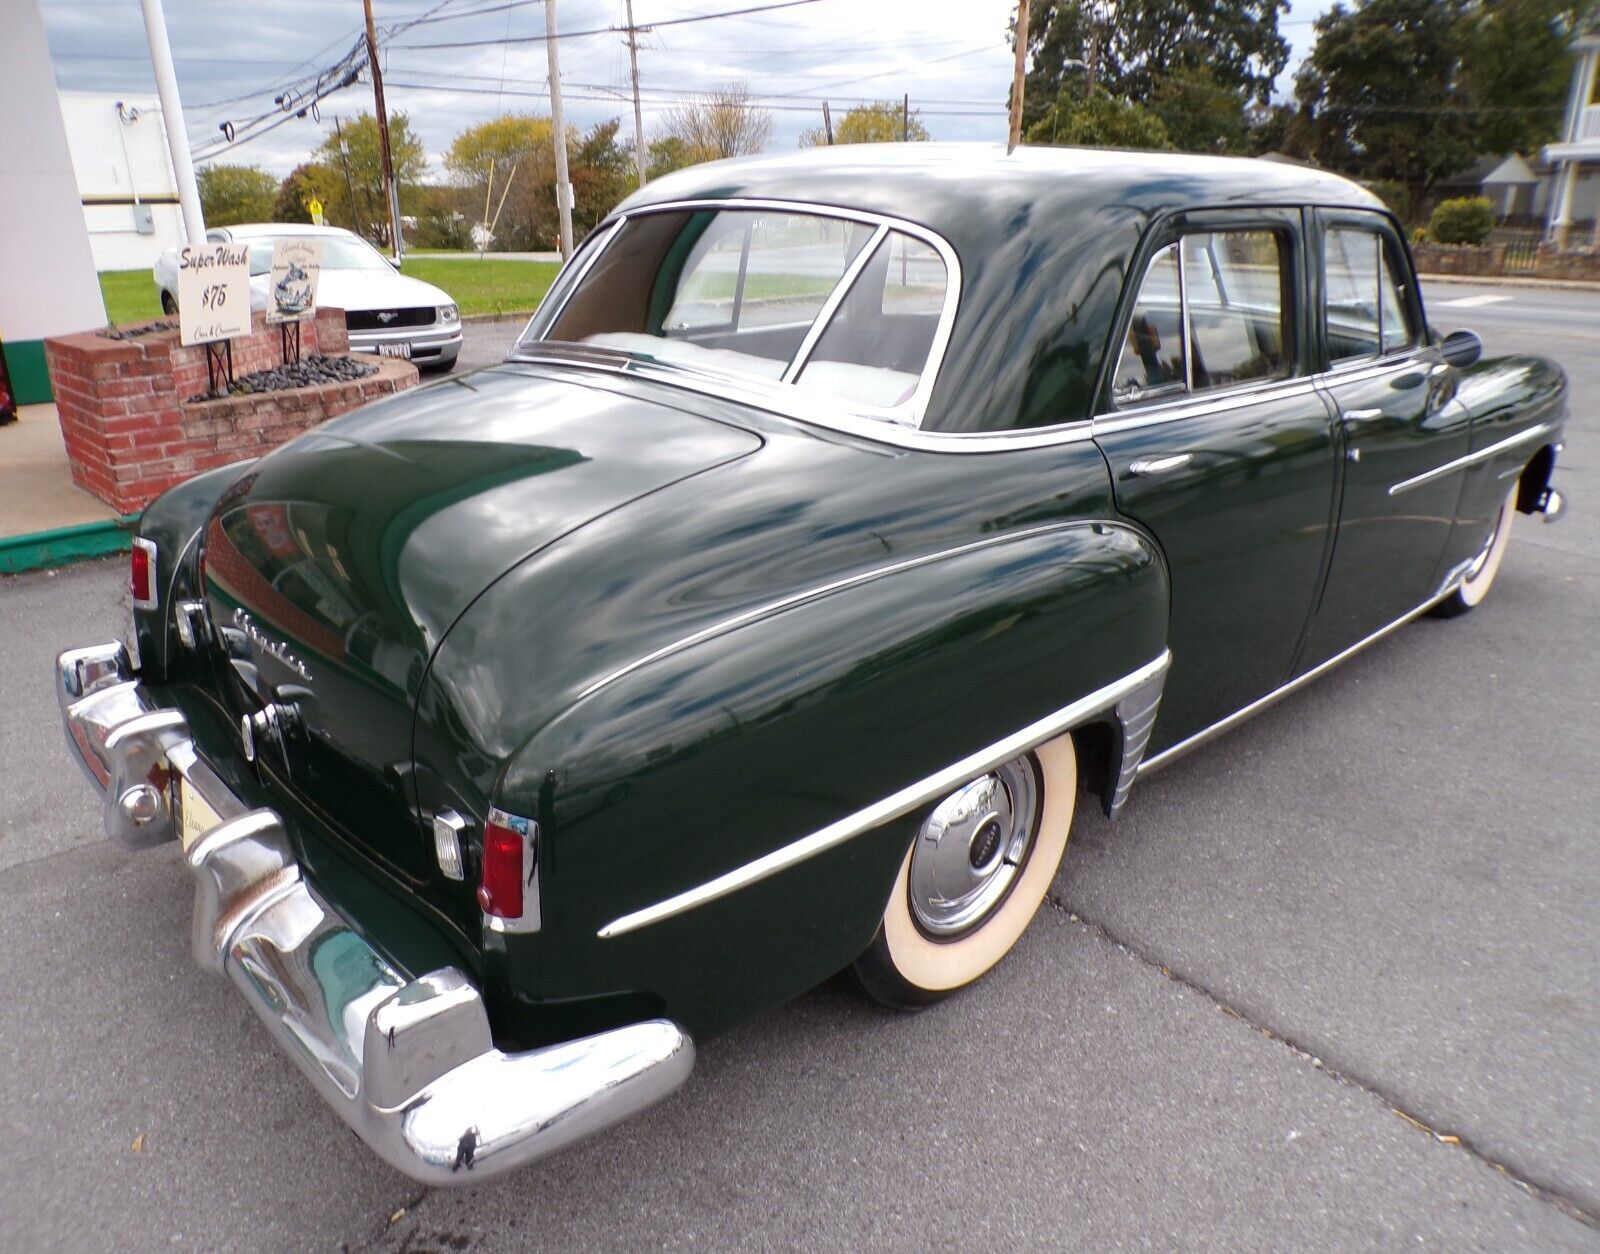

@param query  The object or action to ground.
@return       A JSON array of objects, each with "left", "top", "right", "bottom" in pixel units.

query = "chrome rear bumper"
[{"left": 56, "top": 642, "right": 694, "bottom": 1185}]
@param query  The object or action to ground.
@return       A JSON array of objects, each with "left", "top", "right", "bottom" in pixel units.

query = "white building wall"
[{"left": 59, "top": 91, "right": 184, "bottom": 272}]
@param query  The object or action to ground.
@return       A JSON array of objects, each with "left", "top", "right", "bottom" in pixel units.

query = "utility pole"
[
  {"left": 1007, "top": 0, "right": 1029, "bottom": 153},
  {"left": 362, "top": 0, "right": 404, "bottom": 262},
  {"left": 138, "top": 0, "right": 205, "bottom": 244},
  {"left": 546, "top": 0, "right": 575, "bottom": 257},
  {"left": 822, "top": 101, "right": 834, "bottom": 145},
  {"left": 624, "top": 0, "right": 647, "bottom": 188},
  {"left": 902, "top": 93, "right": 909, "bottom": 142}
]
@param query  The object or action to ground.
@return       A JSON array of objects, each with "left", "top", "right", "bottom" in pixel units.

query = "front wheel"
[
  {"left": 853, "top": 733, "right": 1077, "bottom": 1009},
  {"left": 1434, "top": 482, "right": 1516, "bottom": 618}
]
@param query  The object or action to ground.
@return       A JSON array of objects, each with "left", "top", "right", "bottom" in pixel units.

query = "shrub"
[{"left": 1428, "top": 197, "right": 1495, "bottom": 246}]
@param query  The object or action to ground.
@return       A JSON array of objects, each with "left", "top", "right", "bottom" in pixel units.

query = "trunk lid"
[{"left": 199, "top": 365, "right": 761, "bottom": 881}]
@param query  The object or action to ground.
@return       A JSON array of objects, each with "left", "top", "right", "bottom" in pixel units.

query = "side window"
[
  {"left": 1112, "top": 229, "right": 1290, "bottom": 406},
  {"left": 794, "top": 231, "right": 949, "bottom": 411},
  {"left": 1112, "top": 244, "right": 1185, "bottom": 403},
  {"left": 1324, "top": 225, "right": 1415, "bottom": 361}
]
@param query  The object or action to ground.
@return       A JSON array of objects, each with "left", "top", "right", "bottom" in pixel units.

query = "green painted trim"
[
  {"left": 0, "top": 514, "right": 140, "bottom": 575},
  {"left": 2, "top": 339, "right": 52, "bottom": 404}
]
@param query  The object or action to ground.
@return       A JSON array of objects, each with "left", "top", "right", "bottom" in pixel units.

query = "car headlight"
[{"left": 439, "top": 303, "right": 459, "bottom": 324}]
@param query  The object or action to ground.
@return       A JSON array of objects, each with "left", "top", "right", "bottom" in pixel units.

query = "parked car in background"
[
  {"left": 153, "top": 223, "right": 462, "bottom": 371},
  {"left": 63, "top": 145, "right": 1566, "bottom": 1184}
]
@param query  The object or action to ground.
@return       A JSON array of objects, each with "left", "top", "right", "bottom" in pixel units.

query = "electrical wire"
[{"left": 392, "top": 0, "right": 836, "bottom": 51}]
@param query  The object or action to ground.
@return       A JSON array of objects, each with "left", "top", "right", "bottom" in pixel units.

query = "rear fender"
[{"left": 491, "top": 520, "right": 1169, "bottom": 1040}]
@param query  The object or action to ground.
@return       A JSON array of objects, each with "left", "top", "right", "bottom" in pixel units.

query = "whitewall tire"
[
  {"left": 853, "top": 733, "right": 1078, "bottom": 1008},
  {"left": 1435, "top": 483, "right": 1516, "bottom": 618}
]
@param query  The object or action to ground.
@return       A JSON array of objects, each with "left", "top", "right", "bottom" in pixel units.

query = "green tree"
[
  {"left": 272, "top": 162, "right": 345, "bottom": 225},
  {"left": 647, "top": 135, "right": 694, "bottom": 179},
  {"left": 1020, "top": 0, "right": 1289, "bottom": 129},
  {"left": 314, "top": 112, "right": 427, "bottom": 245},
  {"left": 197, "top": 163, "right": 278, "bottom": 226},
  {"left": 1458, "top": 0, "right": 1575, "bottom": 155},
  {"left": 1150, "top": 70, "right": 1251, "bottom": 154},
  {"left": 571, "top": 120, "right": 632, "bottom": 234},
  {"left": 799, "top": 101, "right": 931, "bottom": 146},
  {"left": 1294, "top": 0, "right": 1475, "bottom": 198},
  {"left": 1025, "top": 89, "right": 1174, "bottom": 149}
]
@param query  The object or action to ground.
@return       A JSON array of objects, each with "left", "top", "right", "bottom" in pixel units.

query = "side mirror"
[{"left": 1439, "top": 328, "right": 1482, "bottom": 369}]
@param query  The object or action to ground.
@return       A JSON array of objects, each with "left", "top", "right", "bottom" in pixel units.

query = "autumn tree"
[
  {"left": 197, "top": 164, "right": 277, "bottom": 226},
  {"left": 314, "top": 112, "right": 427, "bottom": 245},
  {"left": 799, "top": 101, "right": 931, "bottom": 146},
  {"left": 647, "top": 135, "right": 694, "bottom": 179},
  {"left": 272, "top": 162, "right": 345, "bottom": 225},
  {"left": 660, "top": 83, "right": 773, "bottom": 162}
]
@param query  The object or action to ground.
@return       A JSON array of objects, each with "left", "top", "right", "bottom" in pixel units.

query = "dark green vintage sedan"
[{"left": 57, "top": 146, "right": 1568, "bottom": 1183}]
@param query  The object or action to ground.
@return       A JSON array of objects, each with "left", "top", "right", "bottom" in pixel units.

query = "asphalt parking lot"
[{"left": 0, "top": 279, "right": 1595, "bottom": 1251}]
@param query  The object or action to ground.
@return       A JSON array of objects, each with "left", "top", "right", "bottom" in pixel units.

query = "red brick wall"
[{"left": 45, "top": 310, "right": 414, "bottom": 514}]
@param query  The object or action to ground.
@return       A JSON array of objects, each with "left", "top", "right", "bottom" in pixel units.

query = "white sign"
[
  {"left": 267, "top": 238, "right": 322, "bottom": 325},
  {"left": 177, "top": 243, "right": 251, "bottom": 346}
]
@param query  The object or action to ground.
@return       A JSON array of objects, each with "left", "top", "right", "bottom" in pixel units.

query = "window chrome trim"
[
  {"left": 597, "top": 650, "right": 1173, "bottom": 939},
  {"left": 1092, "top": 376, "right": 1320, "bottom": 437},
  {"left": 1387, "top": 422, "right": 1553, "bottom": 497},
  {"left": 781, "top": 223, "right": 888, "bottom": 383},
  {"left": 515, "top": 196, "right": 963, "bottom": 431},
  {"left": 509, "top": 348, "right": 1097, "bottom": 453}
]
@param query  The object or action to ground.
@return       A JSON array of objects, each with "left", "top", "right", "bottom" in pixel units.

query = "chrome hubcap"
[
  {"left": 908, "top": 756, "right": 1041, "bottom": 936},
  {"left": 1465, "top": 497, "right": 1509, "bottom": 583}
]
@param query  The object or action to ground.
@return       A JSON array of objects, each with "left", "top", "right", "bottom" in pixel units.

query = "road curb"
[
  {"left": 462, "top": 311, "right": 535, "bottom": 326},
  {"left": 0, "top": 514, "right": 139, "bottom": 576},
  {"left": 1418, "top": 272, "right": 1600, "bottom": 292}
]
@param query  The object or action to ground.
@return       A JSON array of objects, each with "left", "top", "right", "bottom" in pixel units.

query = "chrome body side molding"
[
  {"left": 1107, "top": 664, "right": 1167, "bottom": 817},
  {"left": 1388, "top": 422, "right": 1553, "bottom": 497},
  {"left": 598, "top": 651, "right": 1173, "bottom": 939}
]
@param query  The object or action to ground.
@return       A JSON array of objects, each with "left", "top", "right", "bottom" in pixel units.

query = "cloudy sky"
[{"left": 42, "top": 0, "right": 1335, "bottom": 177}]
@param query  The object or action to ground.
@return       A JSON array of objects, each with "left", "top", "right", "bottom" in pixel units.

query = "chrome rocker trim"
[
  {"left": 56, "top": 642, "right": 694, "bottom": 1185},
  {"left": 598, "top": 650, "right": 1172, "bottom": 939}
]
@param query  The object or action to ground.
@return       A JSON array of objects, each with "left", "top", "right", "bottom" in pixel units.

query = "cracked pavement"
[{"left": 0, "top": 284, "right": 1594, "bottom": 1251}]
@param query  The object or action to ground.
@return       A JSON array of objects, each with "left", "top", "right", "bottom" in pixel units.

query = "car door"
[
  {"left": 1093, "top": 210, "right": 1340, "bottom": 752},
  {"left": 1297, "top": 210, "right": 1470, "bottom": 668}
]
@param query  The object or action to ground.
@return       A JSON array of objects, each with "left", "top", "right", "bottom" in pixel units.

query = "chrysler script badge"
[{"left": 230, "top": 608, "right": 313, "bottom": 682}]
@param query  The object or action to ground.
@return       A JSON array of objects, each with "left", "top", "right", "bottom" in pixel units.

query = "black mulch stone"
[{"left": 187, "top": 354, "right": 378, "bottom": 402}]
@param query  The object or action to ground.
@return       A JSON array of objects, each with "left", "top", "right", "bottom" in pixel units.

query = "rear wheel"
[
  {"left": 1434, "top": 483, "right": 1516, "bottom": 618},
  {"left": 853, "top": 733, "right": 1077, "bottom": 1009}
]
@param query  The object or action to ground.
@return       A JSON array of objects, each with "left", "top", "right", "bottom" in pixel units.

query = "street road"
[{"left": 1, "top": 280, "right": 1595, "bottom": 1251}]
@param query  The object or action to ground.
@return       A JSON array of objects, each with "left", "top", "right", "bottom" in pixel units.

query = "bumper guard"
[{"left": 55, "top": 642, "right": 694, "bottom": 1185}]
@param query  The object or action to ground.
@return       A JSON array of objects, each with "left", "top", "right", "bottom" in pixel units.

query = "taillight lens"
[
  {"left": 130, "top": 537, "right": 157, "bottom": 609},
  {"left": 478, "top": 816, "right": 525, "bottom": 919}
]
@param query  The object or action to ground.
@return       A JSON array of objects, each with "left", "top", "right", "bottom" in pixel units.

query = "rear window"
[{"left": 525, "top": 207, "right": 952, "bottom": 421}]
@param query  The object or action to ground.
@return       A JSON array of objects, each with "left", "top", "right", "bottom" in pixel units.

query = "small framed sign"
[
  {"left": 177, "top": 243, "right": 251, "bottom": 346},
  {"left": 267, "top": 238, "right": 322, "bottom": 325}
]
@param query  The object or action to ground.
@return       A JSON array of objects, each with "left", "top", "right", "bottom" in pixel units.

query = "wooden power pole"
[
  {"left": 362, "top": 0, "right": 403, "bottom": 261},
  {"left": 1008, "top": 0, "right": 1029, "bottom": 152},
  {"left": 624, "top": 0, "right": 646, "bottom": 188},
  {"left": 546, "top": 0, "right": 575, "bottom": 258}
]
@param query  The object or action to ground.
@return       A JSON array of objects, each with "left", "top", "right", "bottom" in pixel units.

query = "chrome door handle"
[
  {"left": 1127, "top": 453, "right": 1192, "bottom": 476},
  {"left": 1342, "top": 407, "right": 1384, "bottom": 422}
]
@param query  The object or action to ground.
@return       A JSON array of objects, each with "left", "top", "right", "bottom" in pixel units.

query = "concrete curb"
[
  {"left": 1418, "top": 271, "right": 1600, "bottom": 292},
  {"left": 462, "top": 311, "right": 535, "bottom": 326},
  {"left": 0, "top": 514, "right": 139, "bottom": 576}
]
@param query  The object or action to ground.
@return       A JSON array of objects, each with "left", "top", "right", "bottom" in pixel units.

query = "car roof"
[
  {"left": 215, "top": 224, "right": 360, "bottom": 240},
  {"left": 614, "top": 144, "right": 1389, "bottom": 434}
]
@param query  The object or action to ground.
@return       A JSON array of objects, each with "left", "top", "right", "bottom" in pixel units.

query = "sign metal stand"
[
  {"left": 279, "top": 321, "right": 302, "bottom": 367},
  {"left": 204, "top": 340, "right": 234, "bottom": 396}
]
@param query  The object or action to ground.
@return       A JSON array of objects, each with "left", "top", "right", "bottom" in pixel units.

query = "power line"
[{"left": 392, "top": 0, "right": 835, "bottom": 51}]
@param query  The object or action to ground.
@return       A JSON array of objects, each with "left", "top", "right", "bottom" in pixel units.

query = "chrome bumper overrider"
[{"left": 55, "top": 642, "right": 694, "bottom": 1185}]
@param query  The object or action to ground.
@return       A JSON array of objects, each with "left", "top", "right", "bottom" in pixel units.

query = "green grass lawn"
[
  {"left": 398, "top": 257, "right": 560, "bottom": 318},
  {"left": 96, "top": 256, "right": 560, "bottom": 327},
  {"left": 99, "top": 270, "right": 163, "bottom": 325}
]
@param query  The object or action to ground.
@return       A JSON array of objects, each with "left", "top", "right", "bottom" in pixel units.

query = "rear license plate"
[
  {"left": 176, "top": 774, "right": 223, "bottom": 852},
  {"left": 378, "top": 342, "right": 412, "bottom": 360}
]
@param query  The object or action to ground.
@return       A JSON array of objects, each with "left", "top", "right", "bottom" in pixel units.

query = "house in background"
[
  {"left": 1543, "top": 33, "right": 1600, "bottom": 245},
  {"left": 1433, "top": 153, "right": 1549, "bottom": 223},
  {"left": 58, "top": 91, "right": 184, "bottom": 272}
]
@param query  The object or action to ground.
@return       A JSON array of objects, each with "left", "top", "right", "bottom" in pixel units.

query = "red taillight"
[
  {"left": 477, "top": 817, "right": 524, "bottom": 919},
  {"left": 130, "top": 538, "right": 157, "bottom": 609}
]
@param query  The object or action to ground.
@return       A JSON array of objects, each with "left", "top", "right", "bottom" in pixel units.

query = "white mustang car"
[{"left": 154, "top": 223, "right": 462, "bottom": 372}]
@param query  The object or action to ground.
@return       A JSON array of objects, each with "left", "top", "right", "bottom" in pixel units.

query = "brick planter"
[
  {"left": 1410, "top": 243, "right": 1507, "bottom": 277},
  {"left": 45, "top": 310, "right": 419, "bottom": 514}
]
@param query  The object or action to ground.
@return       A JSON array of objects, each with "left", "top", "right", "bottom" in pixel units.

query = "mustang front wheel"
[
  {"left": 853, "top": 733, "right": 1077, "bottom": 1008},
  {"left": 1434, "top": 483, "right": 1516, "bottom": 618}
]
